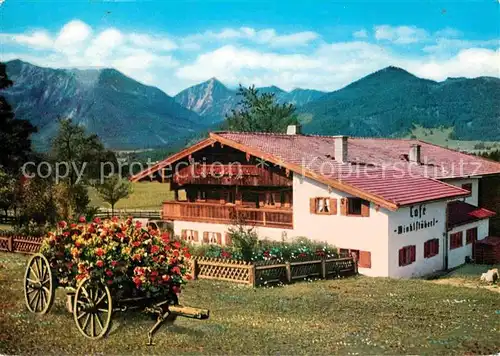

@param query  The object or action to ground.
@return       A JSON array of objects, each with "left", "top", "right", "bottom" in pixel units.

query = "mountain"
[
  {"left": 2, "top": 59, "right": 206, "bottom": 150},
  {"left": 299, "top": 66, "right": 500, "bottom": 141},
  {"left": 174, "top": 78, "right": 238, "bottom": 122},
  {"left": 174, "top": 80, "right": 325, "bottom": 122}
]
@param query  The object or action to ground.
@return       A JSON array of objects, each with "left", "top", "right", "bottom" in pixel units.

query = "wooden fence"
[
  {"left": 95, "top": 209, "right": 161, "bottom": 220},
  {"left": 0, "top": 234, "right": 43, "bottom": 254},
  {"left": 192, "top": 256, "right": 357, "bottom": 286}
]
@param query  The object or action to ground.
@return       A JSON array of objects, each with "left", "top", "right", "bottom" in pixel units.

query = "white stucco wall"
[
  {"left": 387, "top": 201, "right": 448, "bottom": 278},
  {"left": 292, "top": 175, "right": 389, "bottom": 277},
  {"left": 447, "top": 219, "right": 490, "bottom": 269},
  {"left": 172, "top": 220, "right": 291, "bottom": 244},
  {"left": 445, "top": 178, "right": 479, "bottom": 206}
]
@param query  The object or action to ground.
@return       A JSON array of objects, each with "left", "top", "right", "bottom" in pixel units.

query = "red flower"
[
  {"left": 112, "top": 216, "right": 119, "bottom": 223},
  {"left": 173, "top": 241, "right": 181, "bottom": 249},
  {"left": 173, "top": 250, "right": 180, "bottom": 257},
  {"left": 172, "top": 285, "right": 181, "bottom": 294},
  {"left": 135, "top": 221, "right": 142, "bottom": 229},
  {"left": 132, "top": 241, "right": 141, "bottom": 247},
  {"left": 95, "top": 248, "right": 105, "bottom": 257},
  {"left": 221, "top": 251, "right": 232, "bottom": 259},
  {"left": 161, "top": 233, "right": 170, "bottom": 243},
  {"left": 171, "top": 266, "right": 181, "bottom": 275},
  {"left": 58, "top": 221, "right": 67, "bottom": 229},
  {"left": 132, "top": 253, "right": 142, "bottom": 261},
  {"left": 93, "top": 217, "right": 102, "bottom": 224},
  {"left": 107, "top": 280, "right": 113, "bottom": 285},
  {"left": 132, "top": 276, "right": 142, "bottom": 287},
  {"left": 184, "top": 252, "right": 191, "bottom": 259},
  {"left": 111, "top": 260, "right": 118, "bottom": 267},
  {"left": 75, "top": 241, "right": 81, "bottom": 247},
  {"left": 70, "top": 223, "right": 77, "bottom": 229},
  {"left": 78, "top": 216, "right": 86, "bottom": 223},
  {"left": 96, "top": 260, "right": 104, "bottom": 268},
  {"left": 105, "top": 269, "right": 113, "bottom": 277},
  {"left": 150, "top": 245, "right": 160, "bottom": 254},
  {"left": 150, "top": 270, "right": 158, "bottom": 277},
  {"left": 161, "top": 274, "right": 170, "bottom": 282}
]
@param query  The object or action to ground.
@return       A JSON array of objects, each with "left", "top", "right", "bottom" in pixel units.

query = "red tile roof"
[
  {"left": 131, "top": 131, "right": 500, "bottom": 210},
  {"left": 447, "top": 201, "right": 496, "bottom": 228}
]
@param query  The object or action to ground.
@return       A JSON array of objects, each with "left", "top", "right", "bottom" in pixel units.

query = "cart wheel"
[
  {"left": 73, "top": 279, "right": 113, "bottom": 339},
  {"left": 24, "top": 253, "right": 55, "bottom": 314}
]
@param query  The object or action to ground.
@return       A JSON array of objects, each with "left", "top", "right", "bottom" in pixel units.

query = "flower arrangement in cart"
[{"left": 39, "top": 216, "right": 192, "bottom": 297}]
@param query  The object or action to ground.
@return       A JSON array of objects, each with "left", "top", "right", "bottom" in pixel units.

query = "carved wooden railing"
[{"left": 162, "top": 201, "right": 293, "bottom": 229}]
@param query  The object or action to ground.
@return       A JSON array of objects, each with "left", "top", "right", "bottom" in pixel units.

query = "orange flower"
[{"left": 95, "top": 248, "right": 104, "bottom": 257}]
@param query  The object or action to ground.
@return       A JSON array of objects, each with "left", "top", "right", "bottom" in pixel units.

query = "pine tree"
[
  {"left": 0, "top": 62, "right": 37, "bottom": 173},
  {"left": 224, "top": 85, "right": 298, "bottom": 133}
]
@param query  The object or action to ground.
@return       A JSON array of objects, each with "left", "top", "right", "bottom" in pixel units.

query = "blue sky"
[{"left": 1, "top": 0, "right": 499, "bottom": 94}]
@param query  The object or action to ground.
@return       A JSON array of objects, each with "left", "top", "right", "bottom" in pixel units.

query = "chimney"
[
  {"left": 286, "top": 124, "right": 302, "bottom": 135},
  {"left": 333, "top": 135, "right": 348, "bottom": 163},
  {"left": 409, "top": 144, "right": 421, "bottom": 164}
]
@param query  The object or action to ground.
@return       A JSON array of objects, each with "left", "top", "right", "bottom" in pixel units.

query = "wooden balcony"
[{"left": 162, "top": 201, "right": 293, "bottom": 229}]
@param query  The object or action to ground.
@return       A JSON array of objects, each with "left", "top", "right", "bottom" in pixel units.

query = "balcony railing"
[{"left": 162, "top": 201, "right": 293, "bottom": 229}]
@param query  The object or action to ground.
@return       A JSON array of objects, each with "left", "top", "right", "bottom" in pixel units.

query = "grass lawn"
[
  {"left": 406, "top": 125, "right": 500, "bottom": 153},
  {"left": 0, "top": 224, "right": 13, "bottom": 231},
  {"left": 89, "top": 182, "right": 174, "bottom": 210},
  {"left": 1, "top": 253, "right": 499, "bottom": 355}
]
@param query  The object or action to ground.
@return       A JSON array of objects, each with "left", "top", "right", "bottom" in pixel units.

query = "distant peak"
[{"left": 378, "top": 66, "right": 414, "bottom": 76}]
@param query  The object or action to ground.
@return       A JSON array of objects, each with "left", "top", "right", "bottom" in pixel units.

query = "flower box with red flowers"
[{"left": 40, "top": 217, "right": 192, "bottom": 299}]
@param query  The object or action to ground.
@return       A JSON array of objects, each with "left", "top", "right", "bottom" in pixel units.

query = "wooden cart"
[{"left": 23, "top": 253, "right": 209, "bottom": 345}]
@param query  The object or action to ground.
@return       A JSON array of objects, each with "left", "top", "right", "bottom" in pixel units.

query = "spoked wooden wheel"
[
  {"left": 73, "top": 279, "right": 113, "bottom": 339},
  {"left": 23, "top": 253, "right": 55, "bottom": 314}
]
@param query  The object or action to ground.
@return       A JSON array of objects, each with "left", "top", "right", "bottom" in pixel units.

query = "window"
[
  {"left": 398, "top": 245, "right": 416, "bottom": 266},
  {"left": 310, "top": 198, "right": 337, "bottom": 215},
  {"left": 348, "top": 198, "right": 362, "bottom": 215},
  {"left": 340, "top": 198, "right": 370, "bottom": 217},
  {"left": 466, "top": 227, "right": 478, "bottom": 245},
  {"left": 338, "top": 248, "right": 371, "bottom": 269},
  {"left": 450, "top": 231, "right": 463, "bottom": 250},
  {"left": 424, "top": 239, "right": 439, "bottom": 258},
  {"left": 461, "top": 183, "right": 472, "bottom": 193},
  {"left": 203, "top": 232, "right": 222, "bottom": 245},
  {"left": 181, "top": 229, "right": 198, "bottom": 242}
]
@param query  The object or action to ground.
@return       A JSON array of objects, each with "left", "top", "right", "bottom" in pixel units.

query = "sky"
[{"left": 0, "top": 0, "right": 499, "bottom": 95}]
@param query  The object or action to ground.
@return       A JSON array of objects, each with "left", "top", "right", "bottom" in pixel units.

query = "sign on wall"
[{"left": 394, "top": 204, "right": 439, "bottom": 235}]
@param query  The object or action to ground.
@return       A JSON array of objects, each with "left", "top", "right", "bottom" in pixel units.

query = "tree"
[
  {"left": 224, "top": 85, "right": 298, "bottom": 133},
  {"left": 49, "top": 118, "right": 118, "bottom": 220},
  {"left": 0, "top": 168, "right": 16, "bottom": 216},
  {"left": 0, "top": 62, "right": 37, "bottom": 173},
  {"left": 94, "top": 175, "right": 132, "bottom": 215}
]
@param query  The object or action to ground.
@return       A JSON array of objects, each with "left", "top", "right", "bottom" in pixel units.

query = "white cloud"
[
  {"left": 14, "top": 31, "right": 53, "bottom": 48},
  {"left": 1, "top": 19, "right": 499, "bottom": 95},
  {"left": 54, "top": 20, "right": 92, "bottom": 54},
  {"left": 353, "top": 29, "right": 368, "bottom": 39},
  {"left": 183, "top": 27, "right": 319, "bottom": 48},
  {"left": 374, "top": 25, "right": 429, "bottom": 44},
  {"left": 129, "top": 33, "right": 177, "bottom": 51}
]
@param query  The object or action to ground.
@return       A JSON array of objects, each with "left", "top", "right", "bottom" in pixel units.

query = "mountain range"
[
  {"left": 1, "top": 59, "right": 499, "bottom": 151},
  {"left": 2, "top": 59, "right": 206, "bottom": 150},
  {"left": 174, "top": 78, "right": 325, "bottom": 122}
]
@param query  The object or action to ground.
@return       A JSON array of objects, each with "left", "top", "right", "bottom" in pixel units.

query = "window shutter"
[
  {"left": 181, "top": 230, "right": 187, "bottom": 240},
  {"left": 216, "top": 233, "right": 222, "bottom": 245},
  {"left": 340, "top": 198, "right": 348, "bottom": 216},
  {"left": 424, "top": 241, "right": 429, "bottom": 258},
  {"left": 361, "top": 200, "right": 370, "bottom": 217},
  {"left": 358, "top": 251, "right": 371, "bottom": 268},
  {"left": 434, "top": 239, "right": 439, "bottom": 255},
  {"left": 410, "top": 245, "right": 416, "bottom": 262},
  {"left": 329, "top": 198, "right": 338, "bottom": 215},
  {"left": 310, "top": 198, "right": 316, "bottom": 214},
  {"left": 398, "top": 248, "right": 404, "bottom": 266},
  {"left": 193, "top": 231, "right": 199, "bottom": 242},
  {"left": 225, "top": 232, "right": 232, "bottom": 246},
  {"left": 203, "top": 232, "right": 209, "bottom": 243}
]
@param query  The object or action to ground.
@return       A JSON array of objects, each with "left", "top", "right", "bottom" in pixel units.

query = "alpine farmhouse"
[{"left": 131, "top": 126, "right": 500, "bottom": 278}]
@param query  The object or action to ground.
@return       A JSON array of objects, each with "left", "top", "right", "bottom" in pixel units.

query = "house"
[{"left": 131, "top": 126, "right": 500, "bottom": 278}]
